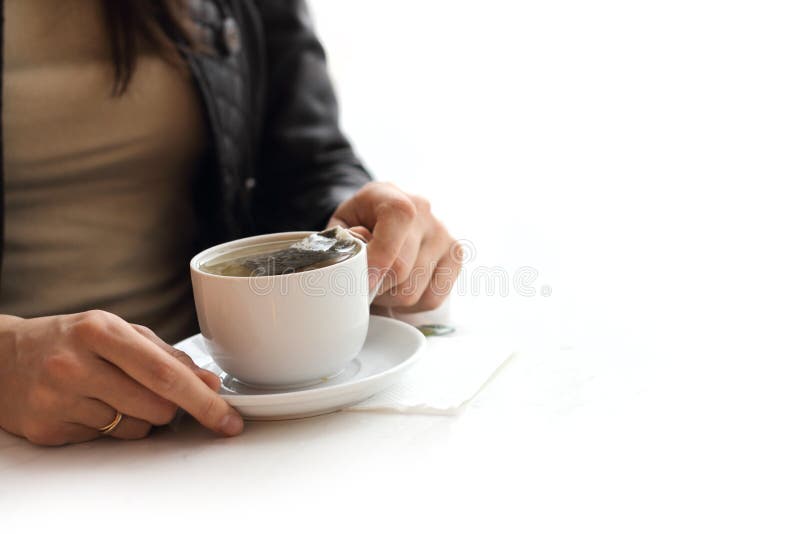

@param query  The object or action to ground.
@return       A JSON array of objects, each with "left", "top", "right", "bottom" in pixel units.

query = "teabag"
[{"left": 241, "top": 226, "right": 360, "bottom": 276}]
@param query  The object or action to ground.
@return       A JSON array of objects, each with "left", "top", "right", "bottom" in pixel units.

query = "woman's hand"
[
  {"left": 328, "top": 182, "right": 462, "bottom": 312},
  {"left": 0, "top": 311, "right": 243, "bottom": 446}
]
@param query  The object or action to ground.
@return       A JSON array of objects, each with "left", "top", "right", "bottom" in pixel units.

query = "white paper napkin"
[{"left": 344, "top": 326, "right": 515, "bottom": 415}]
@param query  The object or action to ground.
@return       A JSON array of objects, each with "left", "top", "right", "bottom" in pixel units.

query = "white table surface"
[
  {"left": 3, "top": 290, "right": 797, "bottom": 533},
  {"left": 4, "top": 0, "right": 800, "bottom": 531}
]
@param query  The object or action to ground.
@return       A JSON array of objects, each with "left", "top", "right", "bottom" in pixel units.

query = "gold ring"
[{"left": 98, "top": 411, "right": 123, "bottom": 435}]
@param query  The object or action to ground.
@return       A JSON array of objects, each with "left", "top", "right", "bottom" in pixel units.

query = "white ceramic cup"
[{"left": 190, "top": 231, "right": 371, "bottom": 388}]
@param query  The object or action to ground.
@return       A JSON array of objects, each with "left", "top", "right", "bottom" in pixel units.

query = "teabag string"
[{"left": 241, "top": 226, "right": 361, "bottom": 277}]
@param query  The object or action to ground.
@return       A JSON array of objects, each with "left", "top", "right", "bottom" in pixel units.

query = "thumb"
[
  {"left": 346, "top": 225, "right": 373, "bottom": 242},
  {"left": 326, "top": 216, "right": 346, "bottom": 229},
  {"left": 326, "top": 217, "right": 373, "bottom": 239}
]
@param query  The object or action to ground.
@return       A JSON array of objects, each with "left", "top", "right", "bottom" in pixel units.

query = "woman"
[{"left": 0, "top": 0, "right": 460, "bottom": 445}]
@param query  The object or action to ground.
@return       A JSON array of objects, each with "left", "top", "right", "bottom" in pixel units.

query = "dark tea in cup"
[{"left": 200, "top": 227, "right": 360, "bottom": 277}]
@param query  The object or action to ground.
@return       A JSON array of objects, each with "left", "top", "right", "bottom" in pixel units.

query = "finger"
[
  {"left": 329, "top": 184, "right": 417, "bottom": 289},
  {"left": 372, "top": 230, "right": 426, "bottom": 303},
  {"left": 132, "top": 324, "right": 220, "bottom": 391},
  {"left": 71, "top": 397, "right": 165, "bottom": 439},
  {"left": 106, "top": 415, "right": 152, "bottom": 441},
  {"left": 392, "top": 242, "right": 463, "bottom": 313},
  {"left": 326, "top": 216, "right": 373, "bottom": 243},
  {"left": 70, "top": 398, "right": 152, "bottom": 440},
  {"left": 347, "top": 225, "right": 373, "bottom": 243},
  {"left": 366, "top": 194, "right": 417, "bottom": 285},
  {"left": 132, "top": 324, "right": 195, "bottom": 365},
  {"left": 67, "top": 397, "right": 117, "bottom": 428},
  {"left": 76, "top": 315, "right": 243, "bottom": 436},
  {"left": 373, "top": 239, "right": 439, "bottom": 308},
  {"left": 83, "top": 358, "right": 179, "bottom": 426},
  {"left": 193, "top": 368, "right": 222, "bottom": 391}
]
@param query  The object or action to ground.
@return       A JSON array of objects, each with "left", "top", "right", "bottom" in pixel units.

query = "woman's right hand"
[{"left": 0, "top": 310, "right": 244, "bottom": 446}]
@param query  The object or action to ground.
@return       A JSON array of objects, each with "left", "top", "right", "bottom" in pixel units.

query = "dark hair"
[{"left": 102, "top": 0, "right": 197, "bottom": 96}]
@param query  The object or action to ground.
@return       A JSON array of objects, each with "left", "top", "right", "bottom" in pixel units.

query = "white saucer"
[{"left": 174, "top": 316, "right": 426, "bottom": 420}]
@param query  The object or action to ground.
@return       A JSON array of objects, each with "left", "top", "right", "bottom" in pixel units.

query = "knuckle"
[
  {"left": 384, "top": 196, "right": 417, "bottom": 220},
  {"left": 358, "top": 181, "right": 382, "bottom": 200},
  {"left": 172, "top": 350, "right": 194, "bottom": 367},
  {"left": 362, "top": 181, "right": 380, "bottom": 192},
  {"left": 42, "top": 351, "right": 82, "bottom": 381},
  {"left": 78, "top": 309, "right": 112, "bottom": 324},
  {"left": 369, "top": 181, "right": 397, "bottom": 192},
  {"left": 411, "top": 195, "right": 432, "bottom": 215},
  {"left": 132, "top": 324, "right": 155, "bottom": 338},
  {"left": 150, "top": 362, "right": 180, "bottom": 393},
  {"left": 70, "top": 309, "right": 114, "bottom": 340}
]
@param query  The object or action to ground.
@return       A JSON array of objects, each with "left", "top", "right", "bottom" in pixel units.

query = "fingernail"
[{"left": 220, "top": 413, "right": 244, "bottom": 436}]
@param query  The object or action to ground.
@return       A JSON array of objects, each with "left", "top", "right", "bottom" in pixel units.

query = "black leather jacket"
[{"left": 0, "top": 0, "right": 371, "bottom": 272}]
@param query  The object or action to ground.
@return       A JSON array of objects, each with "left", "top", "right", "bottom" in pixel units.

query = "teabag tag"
[{"left": 242, "top": 226, "right": 360, "bottom": 276}]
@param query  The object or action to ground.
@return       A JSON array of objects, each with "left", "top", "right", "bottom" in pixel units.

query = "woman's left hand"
[{"left": 328, "top": 182, "right": 462, "bottom": 312}]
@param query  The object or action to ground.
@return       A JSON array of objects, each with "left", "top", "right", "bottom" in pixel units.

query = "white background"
[{"left": 310, "top": 0, "right": 800, "bottom": 529}]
